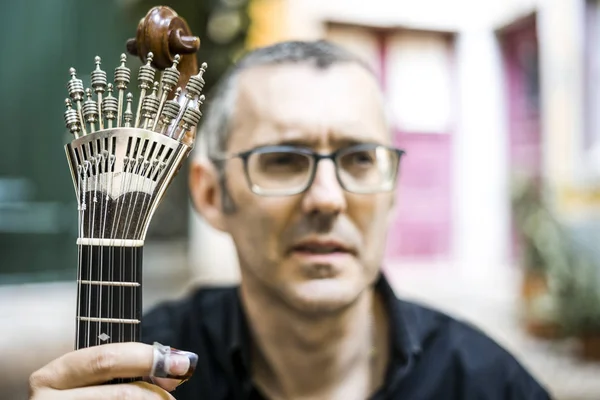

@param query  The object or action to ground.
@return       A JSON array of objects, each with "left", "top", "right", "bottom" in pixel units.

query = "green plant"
[
  {"left": 550, "top": 231, "right": 600, "bottom": 336},
  {"left": 511, "top": 173, "right": 600, "bottom": 336},
  {"left": 510, "top": 173, "right": 551, "bottom": 274},
  {"left": 510, "top": 173, "right": 600, "bottom": 335}
]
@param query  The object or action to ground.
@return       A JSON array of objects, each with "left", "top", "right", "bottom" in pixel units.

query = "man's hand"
[{"left": 29, "top": 342, "right": 193, "bottom": 399}]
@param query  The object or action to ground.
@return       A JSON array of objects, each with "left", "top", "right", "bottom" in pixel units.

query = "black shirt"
[{"left": 141, "top": 274, "right": 552, "bottom": 399}]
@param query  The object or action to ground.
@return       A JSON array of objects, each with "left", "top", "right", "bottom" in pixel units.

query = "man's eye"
[
  {"left": 349, "top": 151, "right": 375, "bottom": 165},
  {"left": 259, "top": 153, "right": 309, "bottom": 172},
  {"left": 264, "top": 153, "right": 296, "bottom": 165}
]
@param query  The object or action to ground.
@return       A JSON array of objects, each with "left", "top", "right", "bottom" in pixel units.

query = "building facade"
[{"left": 190, "top": 0, "right": 600, "bottom": 284}]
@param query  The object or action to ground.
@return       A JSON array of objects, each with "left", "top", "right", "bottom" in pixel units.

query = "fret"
[
  {"left": 78, "top": 317, "right": 141, "bottom": 324},
  {"left": 79, "top": 280, "right": 140, "bottom": 287},
  {"left": 77, "top": 238, "right": 144, "bottom": 247},
  {"left": 77, "top": 320, "right": 138, "bottom": 347}
]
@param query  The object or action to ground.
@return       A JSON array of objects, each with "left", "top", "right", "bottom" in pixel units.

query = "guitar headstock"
[{"left": 63, "top": 6, "right": 208, "bottom": 244}]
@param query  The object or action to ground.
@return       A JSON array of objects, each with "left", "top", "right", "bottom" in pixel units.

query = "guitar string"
[
  {"left": 122, "top": 150, "right": 145, "bottom": 344},
  {"left": 118, "top": 148, "right": 140, "bottom": 345},
  {"left": 105, "top": 132, "right": 135, "bottom": 386},
  {"left": 88, "top": 154, "right": 100, "bottom": 349},
  {"left": 96, "top": 148, "right": 110, "bottom": 347},
  {"left": 108, "top": 94, "right": 124, "bottom": 352},
  {"left": 101, "top": 148, "right": 115, "bottom": 348},
  {"left": 119, "top": 158, "right": 136, "bottom": 345},
  {"left": 94, "top": 152, "right": 103, "bottom": 348},
  {"left": 132, "top": 156, "right": 163, "bottom": 346},
  {"left": 109, "top": 148, "right": 131, "bottom": 348},
  {"left": 105, "top": 151, "right": 116, "bottom": 348},
  {"left": 128, "top": 95, "right": 165, "bottom": 346},
  {"left": 75, "top": 165, "right": 84, "bottom": 350},
  {"left": 128, "top": 150, "right": 155, "bottom": 345},
  {"left": 81, "top": 163, "right": 90, "bottom": 350},
  {"left": 131, "top": 152, "right": 169, "bottom": 345}
]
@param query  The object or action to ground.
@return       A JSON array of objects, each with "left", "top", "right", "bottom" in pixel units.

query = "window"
[{"left": 586, "top": 0, "right": 600, "bottom": 152}]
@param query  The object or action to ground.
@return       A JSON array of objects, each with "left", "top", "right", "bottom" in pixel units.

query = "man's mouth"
[{"left": 291, "top": 240, "right": 353, "bottom": 255}]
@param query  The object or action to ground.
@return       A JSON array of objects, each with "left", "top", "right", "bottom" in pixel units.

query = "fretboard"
[{"left": 75, "top": 243, "right": 143, "bottom": 350}]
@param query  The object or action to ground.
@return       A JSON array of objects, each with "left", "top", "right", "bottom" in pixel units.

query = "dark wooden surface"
[{"left": 126, "top": 6, "right": 200, "bottom": 92}]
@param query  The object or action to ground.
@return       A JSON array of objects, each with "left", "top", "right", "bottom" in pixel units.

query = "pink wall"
[
  {"left": 385, "top": 132, "right": 453, "bottom": 260},
  {"left": 380, "top": 31, "right": 455, "bottom": 262}
]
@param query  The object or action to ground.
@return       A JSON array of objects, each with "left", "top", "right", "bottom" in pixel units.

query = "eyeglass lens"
[{"left": 245, "top": 146, "right": 399, "bottom": 195}]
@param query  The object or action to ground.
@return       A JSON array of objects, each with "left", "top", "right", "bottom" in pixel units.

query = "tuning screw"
[
  {"left": 91, "top": 56, "right": 107, "bottom": 130},
  {"left": 141, "top": 82, "right": 160, "bottom": 130},
  {"left": 123, "top": 93, "right": 134, "bottom": 128},
  {"left": 67, "top": 68, "right": 86, "bottom": 135},
  {"left": 177, "top": 94, "right": 204, "bottom": 142},
  {"left": 64, "top": 98, "right": 81, "bottom": 138},
  {"left": 172, "top": 62, "right": 208, "bottom": 132},
  {"left": 138, "top": 53, "right": 156, "bottom": 88},
  {"left": 135, "top": 52, "right": 156, "bottom": 127},
  {"left": 153, "top": 55, "right": 181, "bottom": 131},
  {"left": 102, "top": 84, "right": 119, "bottom": 128},
  {"left": 114, "top": 53, "right": 131, "bottom": 127},
  {"left": 82, "top": 88, "right": 99, "bottom": 133},
  {"left": 185, "top": 62, "right": 207, "bottom": 98},
  {"left": 161, "top": 55, "right": 181, "bottom": 92},
  {"left": 159, "top": 87, "right": 182, "bottom": 134}
]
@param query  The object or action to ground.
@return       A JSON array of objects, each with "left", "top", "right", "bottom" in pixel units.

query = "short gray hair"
[{"left": 196, "top": 40, "right": 377, "bottom": 159}]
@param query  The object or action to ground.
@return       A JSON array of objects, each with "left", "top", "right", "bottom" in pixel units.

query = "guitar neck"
[{"left": 75, "top": 242, "right": 143, "bottom": 350}]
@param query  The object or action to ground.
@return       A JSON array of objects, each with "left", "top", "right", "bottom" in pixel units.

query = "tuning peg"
[
  {"left": 82, "top": 88, "right": 99, "bottom": 133},
  {"left": 158, "top": 87, "right": 182, "bottom": 134},
  {"left": 103, "top": 84, "right": 119, "bottom": 129},
  {"left": 114, "top": 53, "right": 131, "bottom": 127},
  {"left": 91, "top": 56, "right": 107, "bottom": 130},
  {"left": 172, "top": 62, "right": 208, "bottom": 133},
  {"left": 64, "top": 98, "right": 81, "bottom": 138},
  {"left": 123, "top": 93, "right": 134, "bottom": 128},
  {"left": 184, "top": 62, "right": 207, "bottom": 100},
  {"left": 141, "top": 82, "right": 160, "bottom": 130},
  {"left": 67, "top": 68, "right": 86, "bottom": 135},
  {"left": 135, "top": 52, "right": 157, "bottom": 127},
  {"left": 153, "top": 55, "right": 182, "bottom": 131},
  {"left": 176, "top": 94, "right": 204, "bottom": 144}
]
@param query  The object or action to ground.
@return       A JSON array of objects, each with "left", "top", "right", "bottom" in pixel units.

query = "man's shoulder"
[
  {"left": 141, "top": 284, "right": 239, "bottom": 345},
  {"left": 395, "top": 297, "right": 551, "bottom": 398},
  {"left": 398, "top": 297, "right": 521, "bottom": 367},
  {"left": 398, "top": 297, "right": 509, "bottom": 356}
]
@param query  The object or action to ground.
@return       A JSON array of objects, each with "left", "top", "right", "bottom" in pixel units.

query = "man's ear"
[{"left": 189, "top": 157, "right": 227, "bottom": 232}]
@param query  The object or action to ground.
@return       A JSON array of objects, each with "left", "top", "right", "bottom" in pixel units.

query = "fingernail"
[
  {"left": 167, "top": 348, "right": 198, "bottom": 379},
  {"left": 168, "top": 353, "right": 191, "bottom": 375}
]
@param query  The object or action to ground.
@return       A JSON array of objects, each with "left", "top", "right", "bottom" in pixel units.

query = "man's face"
[{"left": 201, "top": 62, "right": 395, "bottom": 314}]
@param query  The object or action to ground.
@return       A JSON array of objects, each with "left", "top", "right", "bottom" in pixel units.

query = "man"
[{"left": 29, "top": 40, "right": 551, "bottom": 399}]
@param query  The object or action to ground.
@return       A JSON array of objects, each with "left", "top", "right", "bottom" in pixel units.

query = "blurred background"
[{"left": 2, "top": 0, "right": 600, "bottom": 398}]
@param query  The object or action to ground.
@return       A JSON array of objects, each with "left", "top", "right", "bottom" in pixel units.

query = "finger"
[
  {"left": 29, "top": 342, "right": 195, "bottom": 391},
  {"left": 53, "top": 381, "right": 175, "bottom": 400}
]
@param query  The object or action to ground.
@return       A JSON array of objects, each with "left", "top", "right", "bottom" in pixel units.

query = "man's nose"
[{"left": 301, "top": 159, "right": 347, "bottom": 215}]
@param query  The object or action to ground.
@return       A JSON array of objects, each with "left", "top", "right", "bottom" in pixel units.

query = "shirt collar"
[{"left": 374, "top": 273, "right": 423, "bottom": 361}]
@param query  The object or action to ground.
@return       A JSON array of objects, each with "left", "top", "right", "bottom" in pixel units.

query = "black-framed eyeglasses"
[{"left": 210, "top": 143, "right": 406, "bottom": 196}]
